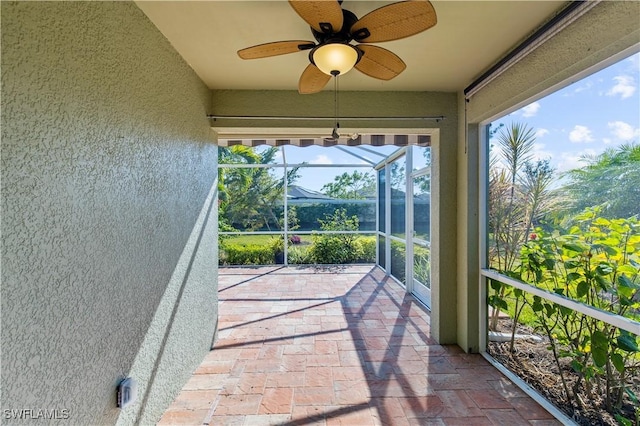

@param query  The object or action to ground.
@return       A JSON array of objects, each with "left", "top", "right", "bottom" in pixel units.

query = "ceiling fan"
[{"left": 237, "top": 0, "right": 438, "bottom": 94}]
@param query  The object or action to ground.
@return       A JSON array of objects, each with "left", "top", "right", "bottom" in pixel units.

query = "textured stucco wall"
[
  {"left": 1, "top": 2, "right": 217, "bottom": 424},
  {"left": 211, "top": 89, "right": 460, "bottom": 344}
]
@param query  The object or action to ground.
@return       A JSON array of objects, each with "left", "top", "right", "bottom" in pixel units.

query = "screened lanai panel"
[
  {"left": 221, "top": 167, "right": 285, "bottom": 232},
  {"left": 378, "top": 169, "right": 386, "bottom": 233},
  {"left": 390, "top": 155, "right": 407, "bottom": 239},
  {"left": 290, "top": 167, "right": 376, "bottom": 232}
]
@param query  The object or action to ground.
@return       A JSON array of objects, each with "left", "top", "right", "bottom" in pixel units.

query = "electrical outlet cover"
[{"left": 117, "top": 377, "right": 137, "bottom": 409}]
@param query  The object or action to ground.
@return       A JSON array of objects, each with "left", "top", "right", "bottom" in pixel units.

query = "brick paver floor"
[{"left": 159, "top": 265, "right": 560, "bottom": 425}]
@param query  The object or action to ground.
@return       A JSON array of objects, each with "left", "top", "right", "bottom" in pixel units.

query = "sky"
[
  {"left": 491, "top": 52, "right": 640, "bottom": 174},
  {"left": 258, "top": 52, "right": 640, "bottom": 192}
]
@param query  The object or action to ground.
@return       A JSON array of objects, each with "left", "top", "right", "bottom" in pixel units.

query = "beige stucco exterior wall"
[
  {"left": 1, "top": 2, "right": 218, "bottom": 424},
  {"left": 211, "top": 89, "right": 460, "bottom": 344},
  {"left": 456, "top": 0, "right": 639, "bottom": 353}
]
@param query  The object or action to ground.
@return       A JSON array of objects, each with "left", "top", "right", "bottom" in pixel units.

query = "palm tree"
[{"left": 563, "top": 143, "right": 640, "bottom": 219}]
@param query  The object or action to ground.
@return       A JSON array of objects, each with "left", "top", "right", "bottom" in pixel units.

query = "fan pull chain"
[{"left": 334, "top": 75, "right": 340, "bottom": 134}]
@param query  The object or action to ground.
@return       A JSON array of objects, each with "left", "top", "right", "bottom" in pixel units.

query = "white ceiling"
[{"left": 136, "top": 1, "right": 567, "bottom": 93}]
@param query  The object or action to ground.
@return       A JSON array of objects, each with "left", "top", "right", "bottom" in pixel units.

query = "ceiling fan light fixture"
[{"left": 312, "top": 43, "right": 359, "bottom": 76}]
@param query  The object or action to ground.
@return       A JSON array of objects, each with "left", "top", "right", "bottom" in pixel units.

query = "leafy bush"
[
  {"left": 288, "top": 245, "right": 312, "bottom": 264},
  {"left": 490, "top": 208, "right": 640, "bottom": 421},
  {"left": 355, "top": 237, "right": 376, "bottom": 263},
  {"left": 305, "top": 209, "right": 376, "bottom": 264},
  {"left": 390, "top": 241, "right": 406, "bottom": 283},
  {"left": 414, "top": 246, "right": 431, "bottom": 284},
  {"left": 220, "top": 243, "right": 274, "bottom": 265},
  {"left": 309, "top": 234, "right": 359, "bottom": 264}
]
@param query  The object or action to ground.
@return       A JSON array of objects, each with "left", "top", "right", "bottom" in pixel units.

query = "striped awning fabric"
[{"left": 217, "top": 134, "right": 431, "bottom": 147}]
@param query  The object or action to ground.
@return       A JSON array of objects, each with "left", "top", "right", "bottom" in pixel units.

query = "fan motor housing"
[{"left": 311, "top": 9, "right": 359, "bottom": 43}]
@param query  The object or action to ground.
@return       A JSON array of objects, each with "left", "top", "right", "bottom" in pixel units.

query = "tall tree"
[
  {"left": 490, "top": 122, "right": 538, "bottom": 272},
  {"left": 219, "top": 146, "right": 300, "bottom": 231},
  {"left": 321, "top": 170, "right": 375, "bottom": 199},
  {"left": 488, "top": 122, "right": 559, "bottom": 331}
]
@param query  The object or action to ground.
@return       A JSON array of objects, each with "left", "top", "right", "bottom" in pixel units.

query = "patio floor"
[{"left": 159, "top": 265, "right": 560, "bottom": 425}]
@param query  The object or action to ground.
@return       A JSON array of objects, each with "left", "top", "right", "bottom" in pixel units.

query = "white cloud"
[
  {"left": 557, "top": 149, "right": 599, "bottom": 173},
  {"left": 535, "top": 128, "right": 549, "bottom": 138},
  {"left": 309, "top": 154, "right": 333, "bottom": 165},
  {"left": 531, "top": 143, "right": 552, "bottom": 162},
  {"left": 606, "top": 75, "right": 636, "bottom": 99},
  {"left": 569, "top": 125, "right": 594, "bottom": 143},
  {"left": 574, "top": 81, "right": 593, "bottom": 94},
  {"left": 521, "top": 102, "right": 541, "bottom": 117},
  {"left": 608, "top": 120, "right": 640, "bottom": 141}
]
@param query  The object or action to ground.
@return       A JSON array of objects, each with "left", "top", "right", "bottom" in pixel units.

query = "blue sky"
[
  {"left": 265, "top": 52, "right": 640, "bottom": 191},
  {"left": 492, "top": 52, "right": 640, "bottom": 173}
]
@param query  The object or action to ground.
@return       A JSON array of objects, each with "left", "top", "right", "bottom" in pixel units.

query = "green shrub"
[
  {"left": 390, "top": 241, "right": 406, "bottom": 282},
  {"left": 414, "top": 246, "right": 430, "bottom": 284},
  {"left": 490, "top": 208, "right": 640, "bottom": 420},
  {"left": 308, "top": 208, "right": 365, "bottom": 264},
  {"left": 288, "top": 245, "right": 312, "bottom": 264},
  {"left": 221, "top": 243, "right": 274, "bottom": 265},
  {"left": 355, "top": 236, "right": 376, "bottom": 263},
  {"left": 309, "top": 234, "right": 360, "bottom": 264}
]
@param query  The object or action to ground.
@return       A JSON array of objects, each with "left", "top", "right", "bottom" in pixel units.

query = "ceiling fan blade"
[
  {"left": 298, "top": 64, "right": 331, "bottom": 94},
  {"left": 288, "top": 0, "right": 344, "bottom": 34},
  {"left": 350, "top": 0, "right": 437, "bottom": 43},
  {"left": 237, "top": 40, "right": 315, "bottom": 59},
  {"left": 355, "top": 45, "right": 406, "bottom": 80}
]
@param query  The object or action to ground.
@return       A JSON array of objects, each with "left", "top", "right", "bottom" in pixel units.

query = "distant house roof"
[{"left": 288, "top": 185, "right": 333, "bottom": 200}]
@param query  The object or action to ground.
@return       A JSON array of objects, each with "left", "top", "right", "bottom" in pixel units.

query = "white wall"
[{"left": 1, "top": 2, "right": 218, "bottom": 424}]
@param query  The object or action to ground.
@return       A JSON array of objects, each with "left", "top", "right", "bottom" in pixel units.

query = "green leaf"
[
  {"left": 617, "top": 332, "right": 639, "bottom": 353},
  {"left": 593, "top": 217, "right": 611, "bottom": 227},
  {"left": 544, "top": 303, "right": 556, "bottom": 316},
  {"left": 564, "top": 260, "right": 580, "bottom": 270},
  {"left": 576, "top": 281, "right": 589, "bottom": 298},
  {"left": 570, "top": 359, "right": 584, "bottom": 373},
  {"left": 497, "top": 298, "right": 508, "bottom": 311},
  {"left": 490, "top": 280, "right": 502, "bottom": 291},
  {"left": 595, "top": 275, "right": 612, "bottom": 292},
  {"left": 566, "top": 272, "right": 582, "bottom": 282},
  {"left": 614, "top": 414, "right": 632, "bottom": 426},
  {"left": 596, "top": 263, "right": 614, "bottom": 275},
  {"left": 618, "top": 274, "right": 640, "bottom": 290},
  {"left": 618, "top": 264, "right": 639, "bottom": 275},
  {"left": 625, "top": 387, "right": 639, "bottom": 404},
  {"left": 563, "top": 242, "right": 587, "bottom": 253},
  {"left": 559, "top": 306, "right": 572, "bottom": 317},
  {"left": 591, "top": 331, "right": 609, "bottom": 367},
  {"left": 611, "top": 353, "right": 625, "bottom": 373},
  {"left": 601, "top": 245, "right": 620, "bottom": 257}
]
